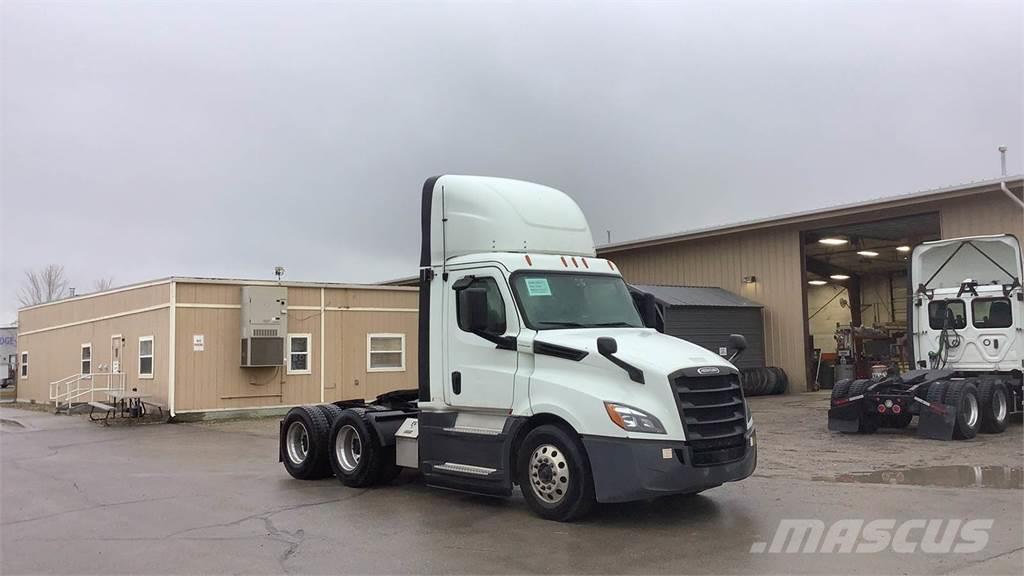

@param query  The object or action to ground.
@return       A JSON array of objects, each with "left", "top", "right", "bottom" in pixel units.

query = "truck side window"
[
  {"left": 928, "top": 300, "right": 966, "bottom": 330},
  {"left": 457, "top": 277, "right": 507, "bottom": 335},
  {"left": 972, "top": 297, "right": 1012, "bottom": 329}
]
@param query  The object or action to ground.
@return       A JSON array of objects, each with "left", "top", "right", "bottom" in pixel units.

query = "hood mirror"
[{"left": 727, "top": 334, "right": 747, "bottom": 363}]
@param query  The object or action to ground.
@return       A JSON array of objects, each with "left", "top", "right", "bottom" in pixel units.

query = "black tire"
[
  {"left": 925, "top": 380, "right": 950, "bottom": 406},
  {"left": 317, "top": 403, "right": 345, "bottom": 425},
  {"left": 945, "top": 381, "right": 981, "bottom": 440},
  {"left": 848, "top": 380, "right": 878, "bottom": 433},
  {"left": 740, "top": 370, "right": 755, "bottom": 395},
  {"left": 769, "top": 367, "right": 788, "bottom": 395},
  {"left": 281, "top": 405, "right": 333, "bottom": 480},
  {"left": 328, "top": 409, "right": 396, "bottom": 487},
  {"left": 831, "top": 379, "right": 853, "bottom": 403},
  {"left": 762, "top": 368, "right": 778, "bottom": 396},
  {"left": 978, "top": 380, "right": 1010, "bottom": 434},
  {"left": 517, "top": 424, "right": 595, "bottom": 522}
]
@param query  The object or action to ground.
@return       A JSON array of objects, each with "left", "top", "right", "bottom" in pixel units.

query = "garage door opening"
[{"left": 803, "top": 213, "right": 941, "bottom": 389}]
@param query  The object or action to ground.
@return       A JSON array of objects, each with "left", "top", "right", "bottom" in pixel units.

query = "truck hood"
[{"left": 534, "top": 328, "right": 736, "bottom": 376}]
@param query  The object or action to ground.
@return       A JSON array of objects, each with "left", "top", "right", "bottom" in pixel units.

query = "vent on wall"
[{"left": 240, "top": 286, "right": 287, "bottom": 367}]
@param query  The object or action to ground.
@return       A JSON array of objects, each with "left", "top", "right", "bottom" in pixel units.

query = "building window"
[
  {"left": 973, "top": 297, "right": 1012, "bottom": 329},
  {"left": 81, "top": 344, "right": 92, "bottom": 376},
  {"left": 139, "top": 336, "right": 154, "bottom": 379},
  {"left": 20, "top": 352, "right": 28, "bottom": 379},
  {"left": 288, "top": 334, "right": 312, "bottom": 375},
  {"left": 368, "top": 334, "right": 405, "bottom": 372},
  {"left": 928, "top": 300, "right": 966, "bottom": 330}
]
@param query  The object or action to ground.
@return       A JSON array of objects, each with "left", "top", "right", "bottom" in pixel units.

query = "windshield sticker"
[{"left": 524, "top": 278, "right": 552, "bottom": 296}]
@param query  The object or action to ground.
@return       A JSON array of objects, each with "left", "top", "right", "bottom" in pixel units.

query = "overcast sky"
[{"left": 1, "top": 0, "right": 1021, "bottom": 323}]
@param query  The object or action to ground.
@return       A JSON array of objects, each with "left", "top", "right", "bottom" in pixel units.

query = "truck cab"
[
  {"left": 828, "top": 234, "right": 1023, "bottom": 440},
  {"left": 281, "top": 175, "right": 756, "bottom": 521},
  {"left": 911, "top": 234, "right": 1023, "bottom": 373}
]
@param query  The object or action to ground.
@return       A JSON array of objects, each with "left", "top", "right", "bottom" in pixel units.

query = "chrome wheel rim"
[
  {"left": 529, "top": 444, "right": 569, "bottom": 505},
  {"left": 994, "top": 389, "right": 1007, "bottom": 422},
  {"left": 965, "top": 393, "right": 979, "bottom": 429},
  {"left": 335, "top": 424, "right": 362, "bottom": 473},
  {"left": 285, "top": 421, "right": 309, "bottom": 465}
]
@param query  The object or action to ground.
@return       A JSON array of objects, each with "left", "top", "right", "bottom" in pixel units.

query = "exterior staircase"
[{"left": 49, "top": 372, "right": 126, "bottom": 414}]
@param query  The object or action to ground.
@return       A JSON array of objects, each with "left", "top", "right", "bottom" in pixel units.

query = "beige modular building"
[
  {"left": 17, "top": 277, "right": 418, "bottom": 416},
  {"left": 598, "top": 176, "right": 1024, "bottom": 393}
]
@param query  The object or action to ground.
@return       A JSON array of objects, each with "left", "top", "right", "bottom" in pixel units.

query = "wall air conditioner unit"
[{"left": 240, "top": 286, "right": 287, "bottom": 367}]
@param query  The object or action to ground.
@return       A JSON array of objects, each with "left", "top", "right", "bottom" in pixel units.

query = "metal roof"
[
  {"left": 600, "top": 176, "right": 1023, "bottom": 254},
  {"left": 630, "top": 284, "right": 763, "bottom": 308}
]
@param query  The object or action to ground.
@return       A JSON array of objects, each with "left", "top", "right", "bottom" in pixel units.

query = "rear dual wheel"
[
  {"left": 978, "top": 380, "right": 1009, "bottom": 434},
  {"left": 845, "top": 379, "right": 878, "bottom": 434},
  {"left": 282, "top": 406, "right": 333, "bottom": 480},
  {"left": 328, "top": 410, "right": 401, "bottom": 487},
  {"left": 927, "top": 381, "right": 980, "bottom": 440}
]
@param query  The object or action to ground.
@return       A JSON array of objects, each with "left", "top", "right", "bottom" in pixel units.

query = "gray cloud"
[{"left": 2, "top": 0, "right": 1021, "bottom": 322}]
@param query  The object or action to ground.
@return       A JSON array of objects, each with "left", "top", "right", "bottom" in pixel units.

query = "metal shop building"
[
  {"left": 16, "top": 278, "right": 418, "bottom": 416},
  {"left": 598, "top": 176, "right": 1024, "bottom": 392}
]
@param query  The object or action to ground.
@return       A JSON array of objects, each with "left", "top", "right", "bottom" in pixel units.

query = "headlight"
[
  {"left": 604, "top": 402, "right": 666, "bottom": 434},
  {"left": 747, "top": 413, "right": 754, "bottom": 430}
]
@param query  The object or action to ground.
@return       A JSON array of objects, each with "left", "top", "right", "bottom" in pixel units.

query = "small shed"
[{"left": 630, "top": 284, "right": 766, "bottom": 369}]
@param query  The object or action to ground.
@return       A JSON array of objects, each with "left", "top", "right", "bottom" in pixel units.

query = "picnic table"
[{"left": 106, "top": 391, "right": 153, "bottom": 418}]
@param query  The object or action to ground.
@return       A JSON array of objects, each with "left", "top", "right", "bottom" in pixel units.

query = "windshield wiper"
[
  {"left": 536, "top": 321, "right": 587, "bottom": 328},
  {"left": 588, "top": 322, "right": 638, "bottom": 328}
]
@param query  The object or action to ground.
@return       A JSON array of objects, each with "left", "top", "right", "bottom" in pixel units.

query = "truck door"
[{"left": 445, "top": 268, "right": 519, "bottom": 410}]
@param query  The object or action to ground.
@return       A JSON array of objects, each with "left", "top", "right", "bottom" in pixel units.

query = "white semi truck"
[
  {"left": 829, "top": 234, "right": 1023, "bottom": 440},
  {"left": 279, "top": 175, "right": 756, "bottom": 521}
]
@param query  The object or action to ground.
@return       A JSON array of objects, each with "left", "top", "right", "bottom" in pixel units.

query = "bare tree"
[
  {"left": 93, "top": 276, "right": 115, "bottom": 292},
  {"left": 18, "top": 265, "right": 70, "bottom": 307}
]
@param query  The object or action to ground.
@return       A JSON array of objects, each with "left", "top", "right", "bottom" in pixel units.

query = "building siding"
[
  {"left": 171, "top": 282, "right": 418, "bottom": 413},
  {"left": 603, "top": 183, "right": 1022, "bottom": 392},
  {"left": 608, "top": 226, "right": 807, "bottom": 390},
  {"left": 939, "top": 189, "right": 1024, "bottom": 241},
  {"left": 16, "top": 279, "right": 417, "bottom": 414},
  {"left": 16, "top": 308, "right": 171, "bottom": 406}
]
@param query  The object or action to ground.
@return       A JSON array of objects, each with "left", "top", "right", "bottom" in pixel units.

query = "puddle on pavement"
[{"left": 819, "top": 466, "right": 1023, "bottom": 490}]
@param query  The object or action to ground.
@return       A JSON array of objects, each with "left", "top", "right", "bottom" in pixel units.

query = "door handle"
[{"left": 451, "top": 371, "right": 461, "bottom": 395}]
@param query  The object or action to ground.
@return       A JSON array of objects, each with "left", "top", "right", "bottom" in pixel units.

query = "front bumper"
[{"left": 582, "top": 429, "right": 757, "bottom": 503}]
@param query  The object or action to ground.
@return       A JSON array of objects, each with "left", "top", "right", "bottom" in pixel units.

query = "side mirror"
[
  {"left": 727, "top": 334, "right": 747, "bottom": 363},
  {"left": 460, "top": 286, "right": 490, "bottom": 333},
  {"left": 597, "top": 337, "right": 618, "bottom": 356}
]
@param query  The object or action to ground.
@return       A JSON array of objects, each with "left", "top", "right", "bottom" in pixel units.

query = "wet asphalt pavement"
[{"left": 2, "top": 394, "right": 1021, "bottom": 575}]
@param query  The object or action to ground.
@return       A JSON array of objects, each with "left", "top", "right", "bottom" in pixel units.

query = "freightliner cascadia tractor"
[
  {"left": 279, "top": 175, "right": 756, "bottom": 521},
  {"left": 829, "top": 234, "right": 1023, "bottom": 440}
]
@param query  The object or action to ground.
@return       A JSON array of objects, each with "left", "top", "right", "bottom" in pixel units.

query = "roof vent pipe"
[{"left": 997, "top": 146, "right": 1023, "bottom": 210}]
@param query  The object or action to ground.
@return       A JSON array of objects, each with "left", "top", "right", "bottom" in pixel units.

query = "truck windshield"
[{"left": 510, "top": 273, "right": 644, "bottom": 330}]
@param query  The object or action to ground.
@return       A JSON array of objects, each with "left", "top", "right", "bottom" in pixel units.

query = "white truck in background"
[
  {"left": 279, "top": 175, "right": 756, "bottom": 521},
  {"left": 829, "top": 234, "right": 1023, "bottom": 440}
]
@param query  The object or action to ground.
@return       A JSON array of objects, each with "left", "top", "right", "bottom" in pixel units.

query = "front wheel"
[{"left": 516, "top": 424, "right": 595, "bottom": 522}]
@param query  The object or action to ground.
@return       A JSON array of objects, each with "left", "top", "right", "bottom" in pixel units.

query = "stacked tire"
[
  {"left": 281, "top": 404, "right": 400, "bottom": 486},
  {"left": 740, "top": 367, "right": 788, "bottom": 396}
]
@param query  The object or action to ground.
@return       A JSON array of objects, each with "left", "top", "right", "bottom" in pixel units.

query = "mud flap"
[
  {"left": 828, "top": 400, "right": 863, "bottom": 433},
  {"left": 917, "top": 403, "right": 956, "bottom": 440}
]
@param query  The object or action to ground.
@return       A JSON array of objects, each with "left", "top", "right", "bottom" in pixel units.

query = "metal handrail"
[{"left": 49, "top": 372, "right": 127, "bottom": 412}]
